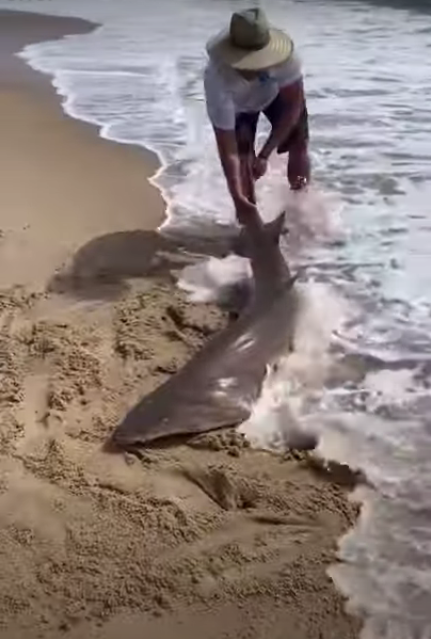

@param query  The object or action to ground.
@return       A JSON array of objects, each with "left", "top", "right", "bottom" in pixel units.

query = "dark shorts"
[{"left": 235, "top": 93, "right": 309, "bottom": 156}]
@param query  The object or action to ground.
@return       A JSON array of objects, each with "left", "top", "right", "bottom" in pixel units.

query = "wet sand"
[{"left": 0, "top": 10, "right": 361, "bottom": 639}]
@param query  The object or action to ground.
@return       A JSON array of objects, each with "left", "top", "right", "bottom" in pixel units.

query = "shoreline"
[
  {"left": 0, "top": 9, "right": 165, "bottom": 291},
  {"left": 2, "top": 8, "right": 164, "bottom": 210},
  {"left": 0, "top": 9, "right": 362, "bottom": 639}
]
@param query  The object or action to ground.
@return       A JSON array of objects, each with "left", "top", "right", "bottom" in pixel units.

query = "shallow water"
[{"left": 2, "top": 0, "right": 431, "bottom": 635}]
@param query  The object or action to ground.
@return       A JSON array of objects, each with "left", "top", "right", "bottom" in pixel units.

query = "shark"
[{"left": 111, "top": 210, "right": 315, "bottom": 449}]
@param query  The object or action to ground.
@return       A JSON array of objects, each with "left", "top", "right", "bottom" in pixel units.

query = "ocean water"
[{"left": 2, "top": 0, "right": 431, "bottom": 636}]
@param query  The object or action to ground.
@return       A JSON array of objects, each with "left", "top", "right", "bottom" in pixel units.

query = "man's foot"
[{"left": 289, "top": 176, "right": 309, "bottom": 191}]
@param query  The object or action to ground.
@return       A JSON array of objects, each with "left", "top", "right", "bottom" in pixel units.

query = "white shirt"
[{"left": 204, "top": 51, "right": 303, "bottom": 130}]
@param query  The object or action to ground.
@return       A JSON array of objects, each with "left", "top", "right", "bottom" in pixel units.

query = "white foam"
[
  {"left": 9, "top": 0, "right": 354, "bottom": 241},
  {"left": 177, "top": 254, "right": 251, "bottom": 303},
  {"left": 217, "top": 377, "right": 236, "bottom": 390},
  {"left": 239, "top": 281, "right": 350, "bottom": 451}
]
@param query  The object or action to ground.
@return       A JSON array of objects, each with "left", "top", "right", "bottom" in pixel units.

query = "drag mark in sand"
[{"left": 0, "top": 276, "right": 360, "bottom": 637}]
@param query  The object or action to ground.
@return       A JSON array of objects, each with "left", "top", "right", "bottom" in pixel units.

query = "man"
[{"left": 204, "top": 8, "right": 310, "bottom": 224}]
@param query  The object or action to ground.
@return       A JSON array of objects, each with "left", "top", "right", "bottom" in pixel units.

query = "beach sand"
[{"left": 0, "top": 10, "right": 361, "bottom": 639}]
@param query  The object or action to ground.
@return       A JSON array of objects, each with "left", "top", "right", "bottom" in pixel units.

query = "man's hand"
[
  {"left": 252, "top": 156, "right": 268, "bottom": 180},
  {"left": 234, "top": 196, "right": 259, "bottom": 225},
  {"left": 258, "top": 79, "right": 304, "bottom": 160}
]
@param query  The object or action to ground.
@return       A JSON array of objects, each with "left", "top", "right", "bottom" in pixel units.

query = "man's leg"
[
  {"left": 283, "top": 105, "right": 310, "bottom": 190},
  {"left": 264, "top": 95, "right": 311, "bottom": 191},
  {"left": 235, "top": 112, "right": 259, "bottom": 203},
  {"left": 288, "top": 140, "right": 310, "bottom": 191}
]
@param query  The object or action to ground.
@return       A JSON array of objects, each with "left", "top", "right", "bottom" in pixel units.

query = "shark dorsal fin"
[
  {"left": 265, "top": 211, "right": 287, "bottom": 244},
  {"left": 287, "top": 271, "right": 299, "bottom": 289},
  {"left": 232, "top": 211, "right": 288, "bottom": 257}
]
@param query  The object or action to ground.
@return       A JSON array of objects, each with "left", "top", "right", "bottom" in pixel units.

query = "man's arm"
[
  {"left": 212, "top": 127, "right": 258, "bottom": 221},
  {"left": 204, "top": 63, "right": 258, "bottom": 222},
  {"left": 213, "top": 127, "right": 244, "bottom": 205},
  {"left": 258, "top": 78, "right": 304, "bottom": 161}
]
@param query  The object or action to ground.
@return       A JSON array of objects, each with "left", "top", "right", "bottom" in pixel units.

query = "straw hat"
[{"left": 206, "top": 8, "right": 293, "bottom": 71}]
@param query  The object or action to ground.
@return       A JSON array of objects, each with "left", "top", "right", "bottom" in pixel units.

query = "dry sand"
[{"left": 0, "top": 10, "right": 361, "bottom": 639}]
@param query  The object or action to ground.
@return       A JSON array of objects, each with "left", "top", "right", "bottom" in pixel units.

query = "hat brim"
[{"left": 206, "top": 27, "right": 293, "bottom": 71}]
